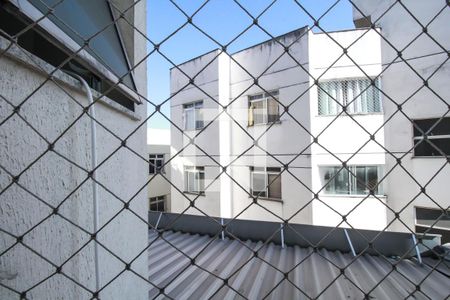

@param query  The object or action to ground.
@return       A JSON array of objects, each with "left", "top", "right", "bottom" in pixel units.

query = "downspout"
[{"left": 64, "top": 71, "right": 100, "bottom": 294}]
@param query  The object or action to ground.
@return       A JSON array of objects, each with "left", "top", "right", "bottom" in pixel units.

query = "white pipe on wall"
[{"left": 64, "top": 72, "right": 100, "bottom": 294}]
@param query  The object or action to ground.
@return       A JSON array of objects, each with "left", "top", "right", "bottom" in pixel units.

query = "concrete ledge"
[{"left": 0, "top": 35, "right": 141, "bottom": 121}]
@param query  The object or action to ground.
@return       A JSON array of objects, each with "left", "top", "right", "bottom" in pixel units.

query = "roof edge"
[{"left": 149, "top": 212, "right": 439, "bottom": 257}]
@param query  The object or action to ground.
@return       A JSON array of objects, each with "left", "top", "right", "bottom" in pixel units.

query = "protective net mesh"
[{"left": 0, "top": 0, "right": 449, "bottom": 299}]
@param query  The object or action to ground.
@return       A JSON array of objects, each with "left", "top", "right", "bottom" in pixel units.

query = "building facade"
[
  {"left": 170, "top": 0, "right": 449, "bottom": 240},
  {"left": 352, "top": 0, "right": 450, "bottom": 242},
  {"left": 170, "top": 27, "right": 389, "bottom": 230},
  {"left": 148, "top": 129, "right": 171, "bottom": 212},
  {"left": 0, "top": 0, "right": 148, "bottom": 298}
]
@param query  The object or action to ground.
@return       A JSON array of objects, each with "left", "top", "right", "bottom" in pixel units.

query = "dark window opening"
[
  {"left": 0, "top": 3, "right": 135, "bottom": 111},
  {"left": 149, "top": 196, "right": 166, "bottom": 212},
  {"left": 413, "top": 117, "right": 450, "bottom": 157},
  {"left": 415, "top": 207, "right": 450, "bottom": 244}
]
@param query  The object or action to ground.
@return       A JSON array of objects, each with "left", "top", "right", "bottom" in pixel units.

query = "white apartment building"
[
  {"left": 170, "top": 0, "right": 449, "bottom": 240},
  {"left": 148, "top": 128, "right": 171, "bottom": 212},
  {"left": 353, "top": 0, "right": 450, "bottom": 242},
  {"left": 170, "top": 26, "right": 387, "bottom": 230}
]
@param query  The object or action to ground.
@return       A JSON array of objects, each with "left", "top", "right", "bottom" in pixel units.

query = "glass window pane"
[
  {"left": 323, "top": 166, "right": 349, "bottom": 194},
  {"left": 195, "top": 108, "right": 204, "bottom": 129},
  {"left": 184, "top": 109, "right": 195, "bottom": 130},
  {"left": 267, "top": 98, "right": 279, "bottom": 123},
  {"left": 413, "top": 118, "right": 450, "bottom": 137},
  {"left": 156, "top": 159, "right": 163, "bottom": 173},
  {"left": 252, "top": 172, "right": 266, "bottom": 197},
  {"left": 367, "top": 166, "right": 379, "bottom": 193},
  {"left": 322, "top": 167, "right": 336, "bottom": 193},
  {"left": 188, "top": 171, "right": 196, "bottom": 192},
  {"left": 414, "top": 138, "right": 450, "bottom": 156},
  {"left": 30, "top": 0, "right": 135, "bottom": 90},
  {"left": 333, "top": 167, "right": 349, "bottom": 194},
  {"left": 198, "top": 171, "right": 205, "bottom": 193},
  {"left": 268, "top": 174, "right": 282, "bottom": 199},
  {"left": 253, "top": 100, "right": 265, "bottom": 124},
  {"left": 149, "top": 159, "right": 155, "bottom": 174}
]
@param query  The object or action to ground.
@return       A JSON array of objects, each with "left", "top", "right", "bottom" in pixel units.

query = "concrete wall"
[
  {"left": 352, "top": 0, "right": 450, "bottom": 232},
  {"left": 0, "top": 1, "right": 148, "bottom": 299}
]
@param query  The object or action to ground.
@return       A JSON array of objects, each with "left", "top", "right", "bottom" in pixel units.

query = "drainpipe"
[{"left": 65, "top": 71, "right": 100, "bottom": 295}]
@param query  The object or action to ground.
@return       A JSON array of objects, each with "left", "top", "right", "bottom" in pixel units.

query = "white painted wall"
[
  {"left": 0, "top": 1, "right": 148, "bottom": 299},
  {"left": 352, "top": 0, "right": 450, "bottom": 233},
  {"left": 170, "top": 50, "right": 222, "bottom": 217},
  {"left": 309, "top": 29, "right": 386, "bottom": 230}
]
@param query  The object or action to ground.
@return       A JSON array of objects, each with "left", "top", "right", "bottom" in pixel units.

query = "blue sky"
[{"left": 146, "top": 0, "right": 355, "bottom": 129}]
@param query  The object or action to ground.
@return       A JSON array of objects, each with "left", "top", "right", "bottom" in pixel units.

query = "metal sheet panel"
[{"left": 148, "top": 231, "right": 450, "bottom": 300}]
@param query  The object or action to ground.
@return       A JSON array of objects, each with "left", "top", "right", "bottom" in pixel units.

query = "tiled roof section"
[{"left": 148, "top": 231, "right": 450, "bottom": 300}]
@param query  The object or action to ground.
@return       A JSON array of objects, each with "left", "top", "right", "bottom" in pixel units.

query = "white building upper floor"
[{"left": 169, "top": 0, "right": 449, "bottom": 237}]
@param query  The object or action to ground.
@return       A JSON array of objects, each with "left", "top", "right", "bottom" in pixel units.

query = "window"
[
  {"left": 183, "top": 101, "right": 204, "bottom": 130},
  {"left": 149, "top": 154, "right": 165, "bottom": 174},
  {"left": 318, "top": 78, "right": 381, "bottom": 115},
  {"left": 149, "top": 196, "right": 166, "bottom": 212},
  {"left": 413, "top": 117, "right": 450, "bottom": 157},
  {"left": 415, "top": 207, "right": 450, "bottom": 244},
  {"left": 248, "top": 91, "right": 280, "bottom": 126},
  {"left": 250, "top": 167, "right": 282, "bottom": 199},
  {"left": 320, "top": 166, "right": 382, "bottom": 195},
  {"left": 184, "top": 166, "right": 205, "bottom": 194},
  {"left": 1, "top": 0, "right": 138, "bottom": 110}
]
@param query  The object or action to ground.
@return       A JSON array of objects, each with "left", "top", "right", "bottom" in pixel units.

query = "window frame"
[
  {"left": 8, "top": 0, "right": 141, "bottom": 104},
  {"left": 250, "top": 167, "right": 282, "bottom": 200},
  {"left": 412, "top": 117, "right": 450, "bottom": 157},
  {"left": 317, "top": 77, "right": 382, "bottom": 116},
  {"left": 149, "top": 154, "right": 165, "bottom": 174},
  {"left": 149, "top": 195, "right": 166, "bottom": 212},
  {"left": 184, "top": 166, "right": 205, "bottom": 195},
  {"left": 248, "top": 90, "right": 280, "bottom": 126},
  {"left": 183, "top": 101, "right": 204, "bottom": 131},
  {"left": 415, "top": 206, "right": 450, "bottom": 244},
  {"left": 319, "top": 165, "right": 384, "bottom": 196}
]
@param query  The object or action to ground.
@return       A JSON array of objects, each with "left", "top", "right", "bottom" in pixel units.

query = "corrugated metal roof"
[{"left": 148, "top": 231, "right": 450, "bottom": 300}]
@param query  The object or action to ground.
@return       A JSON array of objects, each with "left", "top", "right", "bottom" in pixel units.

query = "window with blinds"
[{"left": 318, "top": 78, "right": 382, "bottom": 115}]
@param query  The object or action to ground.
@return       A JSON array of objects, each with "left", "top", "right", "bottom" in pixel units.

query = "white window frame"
[
  {"left": 9, "top": 0, "right": 141, "bottom": 104},
  {"left": 320, "top": 165, "right": 383, "bottom": 196},
  {"left": 318, "top": 77, "right": 382, "bottom": 116},
  {"left": 248, "top": 90, "right": 280, "bottom": 126},
  {"left": 250, "top": 167, "right": 282, "bottom": 200},
  {"left": 149, "top": 195, "right": 166, "bottom": 212},
  {"left": 183, "top": 101, "right": 203, "bottom": 131},
  {"left": 184, "top": 166, "right": 205, "bottom": 195},
  {"left": 149, "top": 154, "right": 165, "bottom": 174},
  {"left": 412, "top": 117, "right": 450, "bottom": 157}
]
